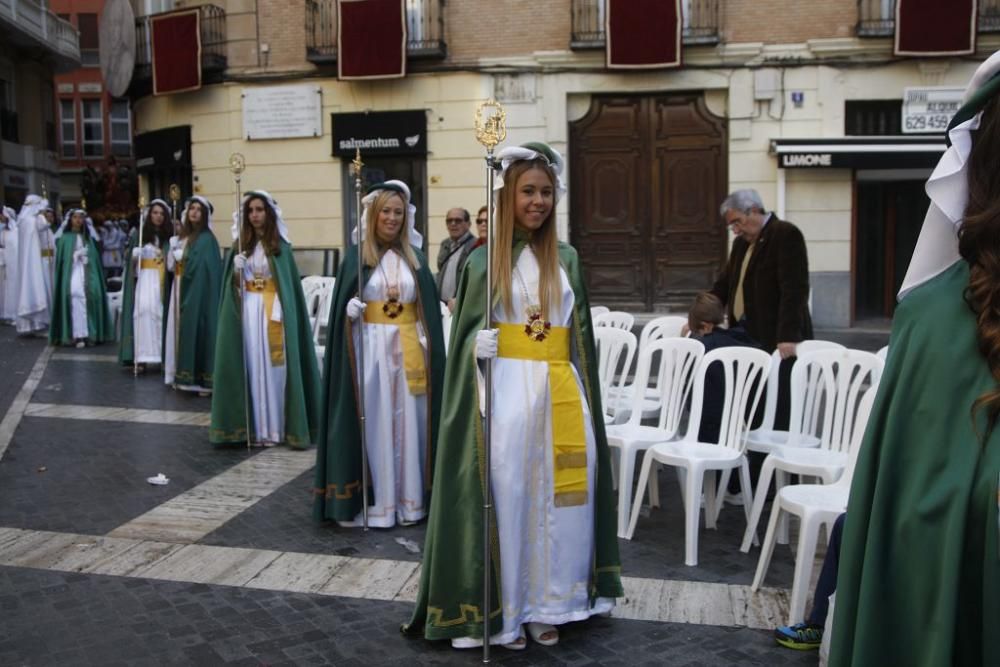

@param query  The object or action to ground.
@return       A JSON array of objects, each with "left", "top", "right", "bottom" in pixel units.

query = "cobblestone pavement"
[{"left": 0, "top": 326, "right": 817, "bottom": 666}]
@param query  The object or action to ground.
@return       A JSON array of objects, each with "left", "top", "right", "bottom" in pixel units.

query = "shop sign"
[
  {"left": 902, "top": 87, "right": 963, "bottom": 134},
  {"left": 331, "top": 110, "right": 426, "bottom": 157}
]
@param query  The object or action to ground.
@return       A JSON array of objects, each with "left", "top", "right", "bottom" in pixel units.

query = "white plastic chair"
[
  {"left": 594, "top": 311, "right": 634, "bottom": 331},
  {"left": 745, "top": 340, "right": 846, "bottom": 457},
  {"left": 606, "top": 337, "right": 704, "bottom": 538},
  {"left": 311, "top": 278, "right": 337, "bottom": 345},
  {"left": 875, "top": 345, "right": 888, "bottom": 363},
  {"left": 107, "top": 291, "right": 123, "bottom": 339},
  {"left": 740, "top": 348, "right": 883, "bottom": 552},
  {"left": 593, "top": 327, "right": 637, "bottom": 425},
  {"left": 590, "top": 305, "right": 610, "bottom": 320},
  {"left": 609, "top": 314, "right": 691, "bottom": 419},
  {"left": 751, "top": 383, "right": 878, "bottom": 624},
  {"left": 624, "top": 347, "right": 772, "bottom": 566}
]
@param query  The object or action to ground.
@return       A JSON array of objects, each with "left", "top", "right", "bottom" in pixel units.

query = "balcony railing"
[
  {"left": 858, "top": 0, "right": 1000, "bottom": 36},
  {"left": 132, "top": 5, "right": 227, "bottom": 84},
  {"left": 571, "top": 0, "right": 719, "bottom": 48},
  {"left": 0, "top": 0, "right": 80, "bottom": 70},
  {"left": 305, "top": 0, "right": 446, "bottom": 63}
]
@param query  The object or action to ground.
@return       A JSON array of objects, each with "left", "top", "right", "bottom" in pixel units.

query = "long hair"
[
  {"left": 142, "top": 202, "right": 173, "bottom": 247},
  {"left": 182, "top": 200, "right": 210, "bottom": 243},
  {"left": 492, "top": 159, "right": 562, "bottom": 318},
  {"left": 240, "top": 196, "right": 281, "bottom": 257},
  {"left": 959, "top": 94, "right": 1000, "bottom": 438},
  {"left": 362, "top": 189, "right": 418, "bottom": 270}
]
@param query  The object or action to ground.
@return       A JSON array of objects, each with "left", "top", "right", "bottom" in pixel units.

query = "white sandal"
[{"left": 526, "top": 622, "right": 559, "bottom": 646}]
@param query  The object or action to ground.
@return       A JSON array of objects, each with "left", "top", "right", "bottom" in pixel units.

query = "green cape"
[
  {"left": 402, "top": 241, "right": 623, "bottom": 641},
  {"left": 173, "top": 230, "right": 223, "bottom": 388},
  {"left": 117, "top": 230, "right": 170, "bottom": 366},
  {"left": 209, "top": 241, "right": 322, "bottom": 449},
  {"left": 48, "top": 231, "right": 113, "bottom": 345},
  {"left": 313, "top": 246, "right": 446, "bottom": 521},
  {"left": 830, "top": 260, "right": 1000, "bottom": 666}
]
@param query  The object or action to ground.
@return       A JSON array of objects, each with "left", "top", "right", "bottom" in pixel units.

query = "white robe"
[
  {"left": 0, "top": 225, "right": 18, "bottom": 322},
  {"left": 348, "top": 249, "right": 428, "bottom": 528},
  {"left": 69, "top": 235, "right": 89, "bottom": 341},
  {"left": 242, "top": 245, "right": 286, "bottom": 444},
  {"left": 163, "top": 236, "right": 186, "bottom": 386},
  {"left": 15, "top": 213, "right": 52, "bottom": 334},
  {"left": 133, "top": 242, "right": 164, "bottom": 363},
  {"left": 455, "top": 248, "right": 613, "bottom": 648}
]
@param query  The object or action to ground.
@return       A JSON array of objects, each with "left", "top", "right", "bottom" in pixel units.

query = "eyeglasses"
[
  {"left": 476, "top": 218, "right": 487, "bottom": 224},
  {"left": 445, "top": 217, "right": 466, "bottom": 224}
]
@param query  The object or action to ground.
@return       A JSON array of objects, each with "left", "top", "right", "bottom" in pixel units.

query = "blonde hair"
[
  {"left": 362, "top": 189, "right": 419, "bottom": 270},
  {"left": 492, "top": 160, "right": 562, "bottom": 318}
]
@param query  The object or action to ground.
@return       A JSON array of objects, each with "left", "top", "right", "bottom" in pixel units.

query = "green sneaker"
[{"left": 774, "top": 622, "right": 823, "bottom": 650}]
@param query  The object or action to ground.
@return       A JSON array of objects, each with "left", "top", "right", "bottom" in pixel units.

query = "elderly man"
[
  {"left": 436, "top": 207, "right": 476, "bottom": 309},
  {"left": 711, "top": 188, "right": 812, "bottom": 438}
]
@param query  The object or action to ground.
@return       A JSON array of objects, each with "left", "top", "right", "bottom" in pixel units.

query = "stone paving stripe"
[
  {"left": 107, "top": 448, "right": 314, "bottom": 543},
  {"left": 23, "top": 402, "right": 210, "bottom": 426},
  {"left": 49, "top": 352, "right": 117, "bottom": 362},
  {"left": 0, "top": 526, "right": 790, "bottom": 630},
  {"left": 0, "top": 345, "right": 53, "bottom": 461}
]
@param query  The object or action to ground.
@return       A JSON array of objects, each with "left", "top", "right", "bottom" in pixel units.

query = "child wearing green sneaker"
[{"left": 774, "top": 512, "right": 845, "bottom": 650}]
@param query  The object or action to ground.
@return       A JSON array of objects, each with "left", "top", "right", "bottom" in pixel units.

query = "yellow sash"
[
  {"left": 40, "top": 248, "right": 54, "bottom": 258},
  {"left": 140, "top": 257, "right": 166, "bottom": 293},
  {"left": 497, "top": 323, "right": 588, "bottom": 507},
  {"left": 364, "top": 300, "right": 427, "bottom": 396},
  {"left": 244, "top": 276, "right": 285, "bottom": 367}
]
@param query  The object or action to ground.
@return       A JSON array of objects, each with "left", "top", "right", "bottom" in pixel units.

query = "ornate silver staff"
[
  {"left": 229, "top": 153, "right": 253, "bottom": 450},
  {"left": 168, "top": 184, "right": 181, "bottom": 230},
  {"left": 351, "top": 148, "right": 370, "bottom": 531},
  {"left": 474, "top": 98, "right": 506, "bottom": 663},
  {"left": 134, "top": 195, "right": 146, "bottom": 377}
]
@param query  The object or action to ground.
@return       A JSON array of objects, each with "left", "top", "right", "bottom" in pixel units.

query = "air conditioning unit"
[{"left": 754, "top": 69, "right": 780, "bottom": 101}]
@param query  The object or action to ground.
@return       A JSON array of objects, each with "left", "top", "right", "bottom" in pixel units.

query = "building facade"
[
  {"left": 127, "top": 0, "right": 1000, "bottom": 326},
  {"left": 52, "top": 0, "right": 138, "bottom": 218},
  {"left": 0, "top": 0, "right": 80, "bottom": 209}
]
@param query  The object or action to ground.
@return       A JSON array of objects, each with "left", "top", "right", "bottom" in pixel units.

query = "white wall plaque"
[
  {"left": 902, "top": 86, "right": 963, "bottom": 134},
  {"left": 242, "top": 84, "right": 322, "bottom": 140}
]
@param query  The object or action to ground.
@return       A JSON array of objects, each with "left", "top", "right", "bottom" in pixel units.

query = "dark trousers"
[{"left": 807, "top": 512, "right": 846, "bottom": 627}]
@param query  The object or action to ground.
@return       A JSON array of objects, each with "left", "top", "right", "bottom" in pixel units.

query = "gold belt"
[
  {"left": 244, "top": 276, "right": 284, "bottom": 366},
  {"left": 140, "top": 258, "right": 163, "bottom": 270},
  {"left": 363, "top": 300, "right": 425, "bottom": 395},
  {"left": 497, "top": 322, "right": 587, "bottom": 507},
  {"left": 40, "top": 248, "right": 53, "bottom": 258}
]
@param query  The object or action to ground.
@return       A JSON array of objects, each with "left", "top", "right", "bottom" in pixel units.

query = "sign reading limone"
[
  {"left": 243, "top": 84, "right": 322, "bottom": 140},
  {"left": 902, "top": 87, "right": 963, "bottom": 134}
]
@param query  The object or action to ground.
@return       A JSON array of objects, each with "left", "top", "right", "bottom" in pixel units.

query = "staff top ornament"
[
  {"left": 228, "top": 153, "right": 246, "bottom": 176},
  {"left": 474, "top": 99, "right": 507, "bottom": 150}
]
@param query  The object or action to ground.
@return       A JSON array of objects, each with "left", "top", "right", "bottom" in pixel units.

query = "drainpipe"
[{"left": 776, "top": 166, "right": 786, "bottom": 219}]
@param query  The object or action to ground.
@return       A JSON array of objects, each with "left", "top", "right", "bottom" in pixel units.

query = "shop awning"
[{"left": 771, "top": 137, "right": 946, "bottom": 170}]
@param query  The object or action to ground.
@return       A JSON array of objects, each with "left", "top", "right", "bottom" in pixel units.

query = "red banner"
[
  {"left": 338, "top": 0, "right": 406, "bottom": 80},
  {"left": 895, "top": 0, "right": 978, "bottom": 57},
  {"left": 151, "top": 9, "right": 202, "bottom": 95},
  {"left": 606, "top": 0, "right": 682, "bottom": 70}
]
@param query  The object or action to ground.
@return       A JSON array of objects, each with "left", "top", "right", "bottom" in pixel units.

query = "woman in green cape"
[
  {"left": 313, "top": 180, "right": 445, "bottom": 528},
  {"left": 403, "top": 143, "right": 622, "bottom": 650},
  {"left": 163, "top": 196, "right": 222, "bottom": 395},
  {"left": 830, "top": 52, "right": 1000, "bottom": 666},
  {"left": 118, "top": 199, "right": 171, "bottom": 369},
  {"left": 209, "top": 191, "right": 321, "bottom": 449},
  {"left": 48, "top": 209, "right": 113, "bottom": 347}
]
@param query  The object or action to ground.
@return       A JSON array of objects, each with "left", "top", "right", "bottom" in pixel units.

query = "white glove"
[
  {"left": 73, "top": 248, "right": 86, "bottom": 261},
  {"left": 232, "top": 253, "right": 247, "bottom": 272},
  {"left": 131, "top": 247, "right": 142, "bottom": 259},
  {"left": 474, "top": 329, "right": 499, "bottom": 360},
  {"left": 172, "top": 248, "right": 184, "bottom": 263},
  {"left": 346, "top": 297, "right": 366, "bottom": 321},
  {"left": 169, "top": 236, "right": 178, "bottom": 249},
  {"left": 81, "top": 254, "right": 89, "bottom": 265}
]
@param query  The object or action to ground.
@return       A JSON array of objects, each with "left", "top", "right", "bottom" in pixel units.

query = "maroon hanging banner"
[
  {"left": 151, "top": 9, "right": 202, "bottom": 96},
  {"left": 606, "top": 0, "right": 682, "bottom": 70},
  {"left": 895, "top": 0, "right": 978, "bottom": 57},
  {"left": 338, "top": 0, "right": 407, "bottom": 80}
]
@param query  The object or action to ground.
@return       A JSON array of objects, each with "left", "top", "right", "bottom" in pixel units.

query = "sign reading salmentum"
[
  {"left": 330, "top": 110, "right": 427, "bottom": 157},
  {"left": 243, "top": 84, "right": 323, "bottom": 140}
]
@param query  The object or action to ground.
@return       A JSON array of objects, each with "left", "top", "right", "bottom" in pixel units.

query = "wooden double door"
[{"left": 570, "top": 94, "right": 727, "bottom": 311}]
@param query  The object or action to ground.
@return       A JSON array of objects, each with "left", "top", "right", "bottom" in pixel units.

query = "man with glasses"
[
  {"left": 711, "top": 188, "right": 812, "bottom": 439},
  {"left": 436, "top": 207, "right": 476, "bottom": 310}
]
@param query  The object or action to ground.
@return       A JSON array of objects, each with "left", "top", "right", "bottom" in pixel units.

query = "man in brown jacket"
[{"left": 711, "top": 188, "right": 813, "bottom": 436}]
